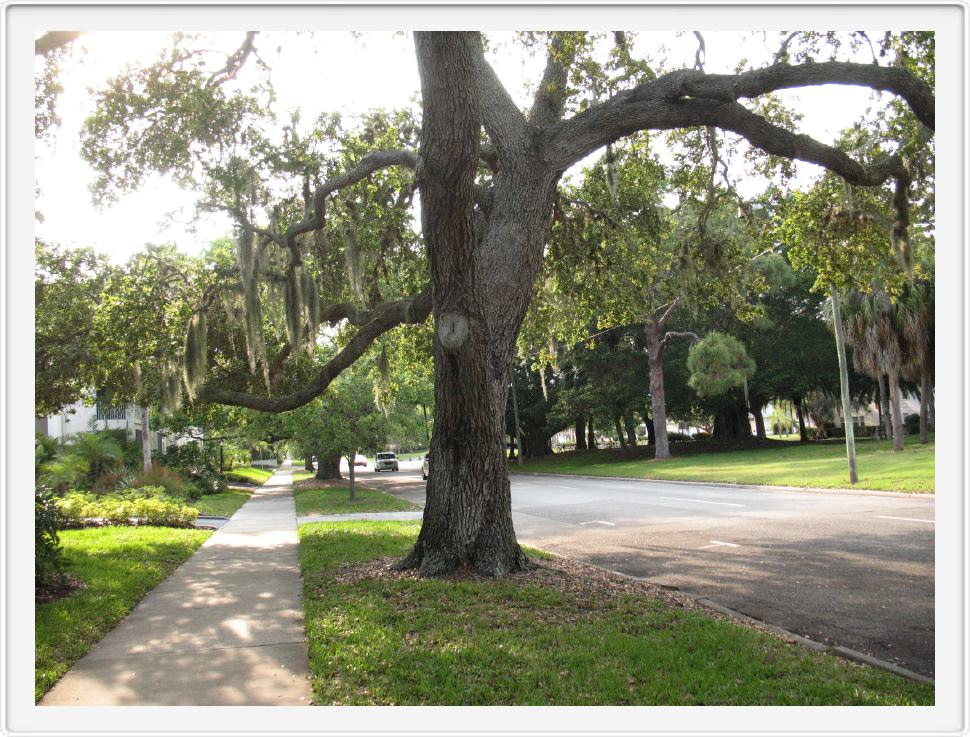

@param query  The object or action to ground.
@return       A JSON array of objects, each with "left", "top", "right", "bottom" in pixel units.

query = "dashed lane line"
[
  {"left": 874, "top": 515, "right": 934, "bottom": 524},
  {"left": 657, "top": 496, "right": 745, "bottom": 508}
]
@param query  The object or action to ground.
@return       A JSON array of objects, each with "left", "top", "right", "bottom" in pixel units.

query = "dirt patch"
[
  {"left": 35, "top": 574, "right": 86, "bottom": 604},
  {"left": 294, "top": 478, "right": 346, "bottom": 490},
  {"left": 332, "top": 555, "right": 706, "bottom": 613}
]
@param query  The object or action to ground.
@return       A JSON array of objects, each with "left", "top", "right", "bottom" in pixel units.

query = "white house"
[{"left": 36, "top": 400, "right": 172, "bottom": 454}]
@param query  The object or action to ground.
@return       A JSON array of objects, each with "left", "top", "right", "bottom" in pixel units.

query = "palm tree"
[
  {"left": 843, "top": 288, "right": 906, "bottom": 451},
  {"left": 897, "top": 280, "right": 934, "bottom": 444}
]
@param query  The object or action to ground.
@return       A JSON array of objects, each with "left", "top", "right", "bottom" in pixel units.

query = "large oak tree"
[{"left": 72, "top": 31, "right": 935, "bottom": 576}]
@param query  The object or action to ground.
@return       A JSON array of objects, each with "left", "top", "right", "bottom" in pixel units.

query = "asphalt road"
[{"left": 358, "top": 460, "right": 935, "bottom": 677}]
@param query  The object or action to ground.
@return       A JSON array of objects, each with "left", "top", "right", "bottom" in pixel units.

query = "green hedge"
[{"left": 56, "top": 487, "right": 199, "bottom": 528}]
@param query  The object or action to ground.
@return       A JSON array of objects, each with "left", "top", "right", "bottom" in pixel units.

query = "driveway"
[{"left": 357, "top": 462, "right": 935, "bottom": 677}]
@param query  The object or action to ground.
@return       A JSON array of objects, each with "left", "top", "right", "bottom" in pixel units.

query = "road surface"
[{"left": 354, "top": 460, "right": 935, "bottom": 677}]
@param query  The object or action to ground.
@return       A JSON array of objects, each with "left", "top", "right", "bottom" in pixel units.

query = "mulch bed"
[
  {"left": 332, "top": 555, "right": 706, "bottom": 613},
  {"left": 294, "top": 478, "right": 355, "bottom": 491},
  {"left": 35, "top": 574, "right": 86, "bottom": 604}
]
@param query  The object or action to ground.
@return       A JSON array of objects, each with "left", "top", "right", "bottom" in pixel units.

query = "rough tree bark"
[
  {"left": 644, "top": 320, "right": 672, "bottom": 460},
  {"left": 919, "top": 366, "right": 931, "bottom": 444},
  {"left": 140, "top": 405, "right": 152, "bottom": 472},
  {"left": 575, "top": 415, "right": 587, "bottom": 451},
  {"left": 613, "top": 417, "right": 627, "bottom": 449},
  {"left": 587, "top": 415, "right": 596, "bottom": 450},
  {"left": 879, "top": 374, "right": 893, "bottom": 441},
  {"left": 888, "top": 369, "right": 905, "bottom": 451},
  {"left": 314, "top": 451, "right": 342, "bottom": 480},
  {"left": 753, "top": 408, "right": 767, "bottom": 440},
  {"left": 624, "top": 416, "right": 638, "bottom": 447},
  {"left": 397, "top": 32, "right": 540, "bottom": 576},
  {"left": 794, "top": 398, "right": 808, "bottom": 443}
]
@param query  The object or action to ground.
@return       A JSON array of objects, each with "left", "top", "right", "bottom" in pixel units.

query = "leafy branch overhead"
[{"left": 74, "top": 31, "right": 934, "bottom": 418}]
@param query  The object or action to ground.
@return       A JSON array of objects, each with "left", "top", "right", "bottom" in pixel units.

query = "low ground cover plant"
[
  {"left": 299, "top": 521, "right": 933, "bottom": 706},
  {"left": 56, "top": 487, "right": 199, "bottom": 528}
]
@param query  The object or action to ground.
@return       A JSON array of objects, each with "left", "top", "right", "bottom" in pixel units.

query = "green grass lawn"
[
  {"left": 519, "top": 437, "right": 934, "bottom": 492},
  {"left": 294, "top": 485, "right": 421, "bottom": 516},
  {"left": 188, "top": 487, "right": 254, "bottom": 517},
  {"left": 35, "top": 526, "right": 211, "bottom": 701},
  {"left": 222, "top": 466, "right": 275, "bottom": 485},
  {"left": 298, "top": 521, "right": 932, "bottom": 705}
]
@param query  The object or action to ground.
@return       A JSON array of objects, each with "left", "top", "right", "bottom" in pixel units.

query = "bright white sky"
[{"left": 35, "top": 30, "right": 883, "bottom": 264}]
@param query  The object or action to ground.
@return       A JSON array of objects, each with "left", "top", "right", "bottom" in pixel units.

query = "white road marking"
[
  {"left": 658, "top": 496, "right": 745, "bottom": 508},
  {"left": 698, "top": 540, "right": 740, "bottom": 549},
  {"left": 579, "top": 520, "right": 616, "bottom": 526},
  {"left": 874, "top": 515, "right": 935, "bottom": 524}
]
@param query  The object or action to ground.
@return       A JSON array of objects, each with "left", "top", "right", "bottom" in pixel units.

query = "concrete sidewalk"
[{"left": 41, "top": 465, "right": 313, "bottom": 706}]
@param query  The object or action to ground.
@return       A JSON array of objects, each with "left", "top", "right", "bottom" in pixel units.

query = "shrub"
[
  {"left": 35, "top": 434, "right": 59, "bottom": 473},
  {"left": 692, "top": 432, "right": 711, "bottom": 441},
  {"left": 904, "top": 413, "right": 920, "bottom": 435},
  {"left": 131, "top": 464, "right": 198, "bottom": 500},
  {"left": 667, "top": 432, "right": 693, "bottom": 443},
  {"left": 35, "top": 485, "right": 66, "bottom": 587},
  {"left": 55, "top": 487, "right": 198, "bottom": 528},
  {"left": 40, "top": 454, "right": 90, "bottom": 493},
  {"left": 161, "top": 442, "right": 224, "bottom": 494}
]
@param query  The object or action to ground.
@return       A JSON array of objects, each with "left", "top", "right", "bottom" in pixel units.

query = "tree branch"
[
  {"left": 529, "top": 33, "right": 575, "bottom": 126},
  {"left": 548, "top": 60, "right": 934, "bottom": 168},
  {"left": 35, "top": 31, "right": 81, "bottom": 56},
  {"left": 197, "top": 287, "right": 432, "bottom": 412},
  {"left": 473, "top": 40, "right": 531, "bottom": 161}
]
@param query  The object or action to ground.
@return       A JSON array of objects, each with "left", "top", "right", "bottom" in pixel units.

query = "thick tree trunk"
[
  {"left": 141, "top": 405, "right": 152, "bottom": 472},
  {"left": 643, "top": 406, "right": 656, "bottom": 445},
  {"left": 521, "top": 430, "right": 551, "bottom": 458},
  {"left": 613, "top": 417, "right": 627, "bottom": 449},
  {"left": 753, "top": 408, "right": 767, "bottom": 440},
  {"left": 644, "top": 321, "right": 671, "bottom": 460},
  {"left": 879, "top": 374, "right": 893, "bottom": 441},
  {"left": 315, "top": 451, "right": 342, "bottom": 480},
  {"left": 587, "top": 415, "right": 596, "bottom": 450},
  {"left": 919, "top": 365, "right": 930, "bottom": 444},
  {"left": 347, "top": 454, "right": 356, "bottom": 501},
  {"left": 794, "top": 398, "right": 808, "bottom": 443},
  {"left": 304, "top": 455, "right": 315, "bottom": 472},
  {"left": 575, "top": 415, "right": 587, "bottom": 451},
  {"left": 399, "top": 32, "right": 557, "bottom": 576},
  {"left": 888, "top": 369, "right": 905, "bottom": 451},
  {"left": 624, "top": 416, "right": 638, "bottom": 447},
  {"left": 713, "top": 405, "right": 753, "bottom": 441}
]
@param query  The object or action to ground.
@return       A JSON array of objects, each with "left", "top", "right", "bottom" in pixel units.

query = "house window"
[{"left": 96, "top": 404, "right": 126, "bottom": 421}]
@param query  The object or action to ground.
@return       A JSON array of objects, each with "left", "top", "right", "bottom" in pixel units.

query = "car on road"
[
  {"left": 422, "top": 454, "right": 429, "bottom": 480},
  {"left": 374, "top": 452, "right": 399, "bottom": 472}
]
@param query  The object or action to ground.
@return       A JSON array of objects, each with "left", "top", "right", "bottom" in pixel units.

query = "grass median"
[
  {"left": 298, "top": 520, "right": 932, "bottom": 705},
  {"left": 518, "top": 437, "right": 934, "bottom": 492},
  {"left": 189, "top": 487, "right": 254, "bottom": 517},
  {"left": 222, "top": 466, "right": 275, "bottom": 485},
  {"left": 35, "top": 526, "right": 211, "bottom": 701},
  {"left": 294, "top": 483, "right": 421, "bottom": 516}
]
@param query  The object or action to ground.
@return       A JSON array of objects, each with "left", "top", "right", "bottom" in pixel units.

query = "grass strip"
[
  {"left": 35, "top": 526, "right": 211, "bottom": 701},
  {"left": 188, "top": 487, "right": 254, "bottom": 517},
  {"left": 298, "top": 520, "right": 932, "bottom": 705},
  {"left": 222, "top": 466, "right": 275, "bottom": 485},
  {"left": 295, "top": 485, "right": 420, "bottom": 516},
  {"left": 519, "top": 438, "right": 934, "bottom": 493}
]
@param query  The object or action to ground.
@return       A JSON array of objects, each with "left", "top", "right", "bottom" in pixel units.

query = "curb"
[
  {"left": 527, "top": 551, "right": 934, "bottom": 686},
  {"left": 695, "top": 597, "right": 934, "bottom": 686},
  {"left": 511, "top": 471, "right": 933, "bottom": 499}
]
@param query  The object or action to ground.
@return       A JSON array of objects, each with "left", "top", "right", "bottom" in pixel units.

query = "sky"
[{"left": 34, "top": 30, "right": 883, "bottom": 264}]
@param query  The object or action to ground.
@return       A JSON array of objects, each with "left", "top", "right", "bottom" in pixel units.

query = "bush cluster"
[
  {"left": 56, "top": 487, "right": 199, "bottom": 528},
  {"left": 160, "top": 442, "right": 225, "bottom": 495},
  {"left": 35, "top": 485, "right": 66, "bottom": 587}
]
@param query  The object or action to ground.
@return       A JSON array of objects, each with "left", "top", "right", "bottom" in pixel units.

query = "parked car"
[
  {"left": 374, "top": 452, "right": 399, "bottom": 472},
  {"left": 421, "top": 454, "right": 429, "bottom": 480},
  {"left": 353, "top": 454, "right": 367, "bottom": 467}
]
